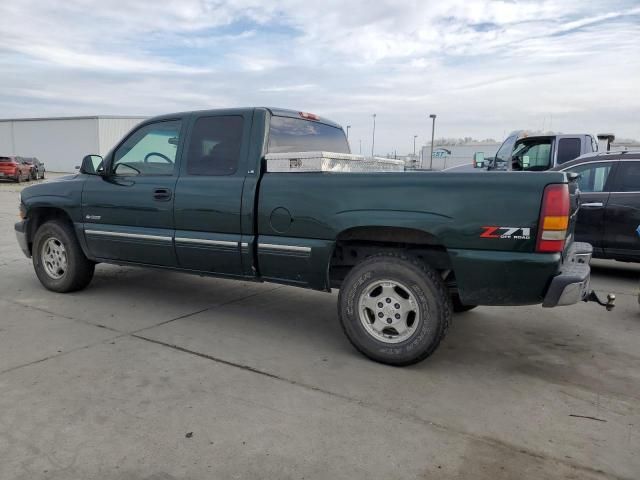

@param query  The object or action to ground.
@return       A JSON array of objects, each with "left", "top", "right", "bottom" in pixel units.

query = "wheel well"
[
  {"left": 27, "top": 207, "right": 75, "bottom": 253},
  {"left": 329, "top": 227, "right": 456, "bottom": 290}
]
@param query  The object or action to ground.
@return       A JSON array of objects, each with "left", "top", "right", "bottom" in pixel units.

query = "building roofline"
[{"left": 0, "top": 115, "right": 148, "bottom": 122}]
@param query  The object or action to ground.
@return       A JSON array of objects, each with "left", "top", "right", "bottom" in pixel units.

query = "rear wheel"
[
  {"left": 338, "top": 253, "right": 451, "bottom": 366},
  {"left": 32, "top": 220, "right": 95, "bottom": 292}
]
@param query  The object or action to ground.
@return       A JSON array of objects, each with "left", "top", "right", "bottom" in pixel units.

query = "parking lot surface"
[{"left": 0, "top": 176, "right": 638, "bottom": 480}]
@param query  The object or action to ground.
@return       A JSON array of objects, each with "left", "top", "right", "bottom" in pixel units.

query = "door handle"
[
  {"left": 153, "top": 188, "right": 172, "bottom": 201},
  {"left": 581, "top": 202, "right": 603, "bottom": 208}
]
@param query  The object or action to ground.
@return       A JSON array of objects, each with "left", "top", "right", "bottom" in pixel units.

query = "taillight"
[{"left": 536, "top": 184, "right": 570, "bottom": 253}]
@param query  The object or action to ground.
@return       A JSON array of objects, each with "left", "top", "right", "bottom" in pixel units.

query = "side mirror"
[
  {"left": 473, "top": 152, "right": 485, "bottom": 168},
  {"left": 80, "top": 155, "right": 105, "bottom": 176}
]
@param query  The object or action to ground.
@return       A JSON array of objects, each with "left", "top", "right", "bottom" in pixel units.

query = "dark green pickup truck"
[{"left": 15, "top": 107, "right": 604, "bottom": 365}]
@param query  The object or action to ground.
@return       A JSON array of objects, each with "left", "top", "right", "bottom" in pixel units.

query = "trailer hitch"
[{"left": 585, "top": 290, "right": 615, "bottom": 311}]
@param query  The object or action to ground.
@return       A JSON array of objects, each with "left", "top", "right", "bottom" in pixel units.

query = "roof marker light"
[{"left": 299, "top": 112, "right": 320, "bottom": 121}]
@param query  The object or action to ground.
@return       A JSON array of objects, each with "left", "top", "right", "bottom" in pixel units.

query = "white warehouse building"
[{"left": 0, "top": 116, "right": 146, "bottom": 172}]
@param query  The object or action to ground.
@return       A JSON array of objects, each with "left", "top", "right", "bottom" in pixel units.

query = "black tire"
[
  {"left": 451, "top": 294, "right": 477, "bottom": 313},
  {"left": 32, "top": 220, "right": 95, "bottom": 292},
  {"left": 31, "top": 170, "right": 37, "bottom": 180},
  {"left": 338, "top": 253, "right": 452, "bottom": 366},
  {"left": 41, "top": 170, "right": 46, "bottom": 180}
]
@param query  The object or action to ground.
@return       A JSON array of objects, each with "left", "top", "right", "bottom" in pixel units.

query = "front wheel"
[
  {"left": 32, "top": 220, "right": 95, "bottom": 292},
  {"left": 338, "top": 253, "right": 452, "bottom": 366}
]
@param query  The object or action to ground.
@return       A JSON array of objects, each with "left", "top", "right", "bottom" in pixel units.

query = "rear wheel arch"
[{"left": 328, "top": 226, "right": 456, "bottom": 289}]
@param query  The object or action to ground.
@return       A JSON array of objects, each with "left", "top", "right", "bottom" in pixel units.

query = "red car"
[{"left": 0, "top": 156, "right": 32, "bottom": 182}]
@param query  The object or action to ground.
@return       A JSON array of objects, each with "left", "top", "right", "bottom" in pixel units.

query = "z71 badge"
[{"left": 480, "top": 226, "right": 531, "bottom": 240}]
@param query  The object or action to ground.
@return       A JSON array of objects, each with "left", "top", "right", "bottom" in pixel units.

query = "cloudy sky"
[{"left": 1, "top": 0, "right": 638, "bottom": 154}]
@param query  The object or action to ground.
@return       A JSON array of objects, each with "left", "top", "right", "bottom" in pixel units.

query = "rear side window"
[
  {"left": 268, "top": 116, "right": 349, "bottom": 154},
  {"left": 557, "top": 138, "right": 582, "bottom": 164},
  {"left": 613, "top": 161, "right": 640, "bottom": 192},
  {"left": 186, "top": 116, "right": 244, "bottom": 176}
]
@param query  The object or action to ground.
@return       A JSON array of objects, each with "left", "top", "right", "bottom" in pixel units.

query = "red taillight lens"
[{"left": 536, "top": 183, "right": 570, "bottom": 253}]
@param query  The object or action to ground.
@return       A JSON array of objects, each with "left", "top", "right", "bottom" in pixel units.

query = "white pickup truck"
[{"left": 474, "top": 132, "right": 602, "bottom": 171}]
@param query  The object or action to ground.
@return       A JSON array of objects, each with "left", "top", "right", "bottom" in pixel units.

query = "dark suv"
[{"left": 553, "top": 151, "right": 640, "bottom": 262}]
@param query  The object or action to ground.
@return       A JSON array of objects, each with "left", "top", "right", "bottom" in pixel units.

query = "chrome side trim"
[
  {"left": 85, "top": 229, "right": 172, "bottom": 242},
  {"left": 175, "top": 237, "right": 237, "bottom": 247},
  {"left": 258, "top": 243, "right": 311, "bottom": 253},
  {"left": 240, "top": 242, "right": 249, "bottom": 248}
]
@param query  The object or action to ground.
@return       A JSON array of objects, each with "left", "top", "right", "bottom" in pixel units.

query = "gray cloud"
[{"left": 0, "top": 0, "right": 638, "bottom": 154}]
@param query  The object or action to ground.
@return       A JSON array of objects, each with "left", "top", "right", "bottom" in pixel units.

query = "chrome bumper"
[{"left": 542, "top": 242, "right": 592, "bottom": 308}]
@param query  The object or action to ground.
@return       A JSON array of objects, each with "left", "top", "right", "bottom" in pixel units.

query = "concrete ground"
[{"left": 0, "top": 175, "right": 638, "bottom": 480}]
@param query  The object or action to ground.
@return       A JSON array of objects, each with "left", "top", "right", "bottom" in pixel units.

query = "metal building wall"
[
  {"left": 0, "top": 123, "right": 13, "bottom": 153},
  {"left": 98, "top": 117, "right": 145, "bottom": 156},
  {"left": 6, "top": 119, "right": 99, "bottom": 172}
]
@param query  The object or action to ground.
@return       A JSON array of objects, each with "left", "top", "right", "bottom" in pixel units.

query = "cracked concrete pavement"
[{"left": 0, "top": 177, "right": 639, "bottom": 479}]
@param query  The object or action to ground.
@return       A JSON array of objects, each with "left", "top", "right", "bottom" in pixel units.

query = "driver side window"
[{"left": 113, "top": 120, "right": 182, "bottom": 176}]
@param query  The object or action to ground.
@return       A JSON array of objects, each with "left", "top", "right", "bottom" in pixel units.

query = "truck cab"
[{"left": 478, "top": 132, "right": 599, "bottom": 172}]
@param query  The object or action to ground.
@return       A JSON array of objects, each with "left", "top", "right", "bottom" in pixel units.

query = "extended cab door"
[
  {"left": 604, "top": 160, "right": 640, "bottom": 260},
  {"left": 173, "top": 112, "right": 252, "bottom": 277},
  {"left": 563, "top": 160, "right": 617, "bottom": 254},
  {"left": 82, "top": 119, "right": 184, "bottom": 266}
]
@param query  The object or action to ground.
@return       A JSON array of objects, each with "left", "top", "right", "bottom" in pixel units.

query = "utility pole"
[
  {"left": 359, "top": 139, "right": 362, "bottom": 155},
  {"left": 429, "top": 114, "right": 437, "bottom": 170},
  {"left": 413, "top": 135, "right": 418, "bottom": 156},
  {"left": 371, "top": 114, "right": 377, "bottom": 158},
  {"left": 346, "top": 125, "right": 351, "bottom": 140}
]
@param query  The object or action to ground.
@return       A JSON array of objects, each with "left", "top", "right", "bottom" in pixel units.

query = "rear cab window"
[{"left": 267, "top": 115, "right": 349, "bottom": 154}]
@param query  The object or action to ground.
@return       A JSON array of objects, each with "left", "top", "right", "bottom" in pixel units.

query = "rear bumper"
[
  {"left": 542, "top": 242, "right": 592, "bottom": 307},
  {"left": 14, "top": 219, "right": 31, "bottom": 258}
]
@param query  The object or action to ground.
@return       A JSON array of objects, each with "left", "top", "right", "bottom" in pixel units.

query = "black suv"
[{"left": 553, "top": 151, "right": 640, "bottom": 262}]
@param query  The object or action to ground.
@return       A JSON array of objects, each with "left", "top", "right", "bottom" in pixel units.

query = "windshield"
[
  {"left": 511, "top": 139, "right": 552, "bottom": 171},
  {"left": 268, "top": 116, "right": 350, "bottom": 154},
  {"left": 492, "top": 135, "right": 517, "bottom": 168}
]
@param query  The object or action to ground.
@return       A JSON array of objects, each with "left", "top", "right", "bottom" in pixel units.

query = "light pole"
[
  {"left": 346, "top": 125, "right": 351, "bottom": 140},
  {"left": 413, "top": 135, "right": 418, "bottom": 169},
  {"left": 429, "top": 114, "right": 436, "bottom": 170},
  {"left": 359, "top": 139, "right": 362, "bottom": 155},
  {"left": 371, "top": 114, "right": 376, "bottom": 158}
]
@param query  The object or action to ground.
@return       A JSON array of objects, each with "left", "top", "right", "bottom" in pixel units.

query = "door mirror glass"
[
  {"left": 473, "top": 152, "right": 485, "bottom": 168},
  {"left": 80, "top": 155, "right": 105, "bottom": 175}
]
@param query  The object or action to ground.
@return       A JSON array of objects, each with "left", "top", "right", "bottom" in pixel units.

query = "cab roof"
[{"left": 143, "top": 107, "right": 343, "bottom": 129}]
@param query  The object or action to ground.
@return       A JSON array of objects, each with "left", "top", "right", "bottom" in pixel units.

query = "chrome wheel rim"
[
  {"left": 358, "top": 279, "right": 421, "bottom": 344},
  {"left": 41, "top": 237, "right": 67, "bottom": 279}
]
